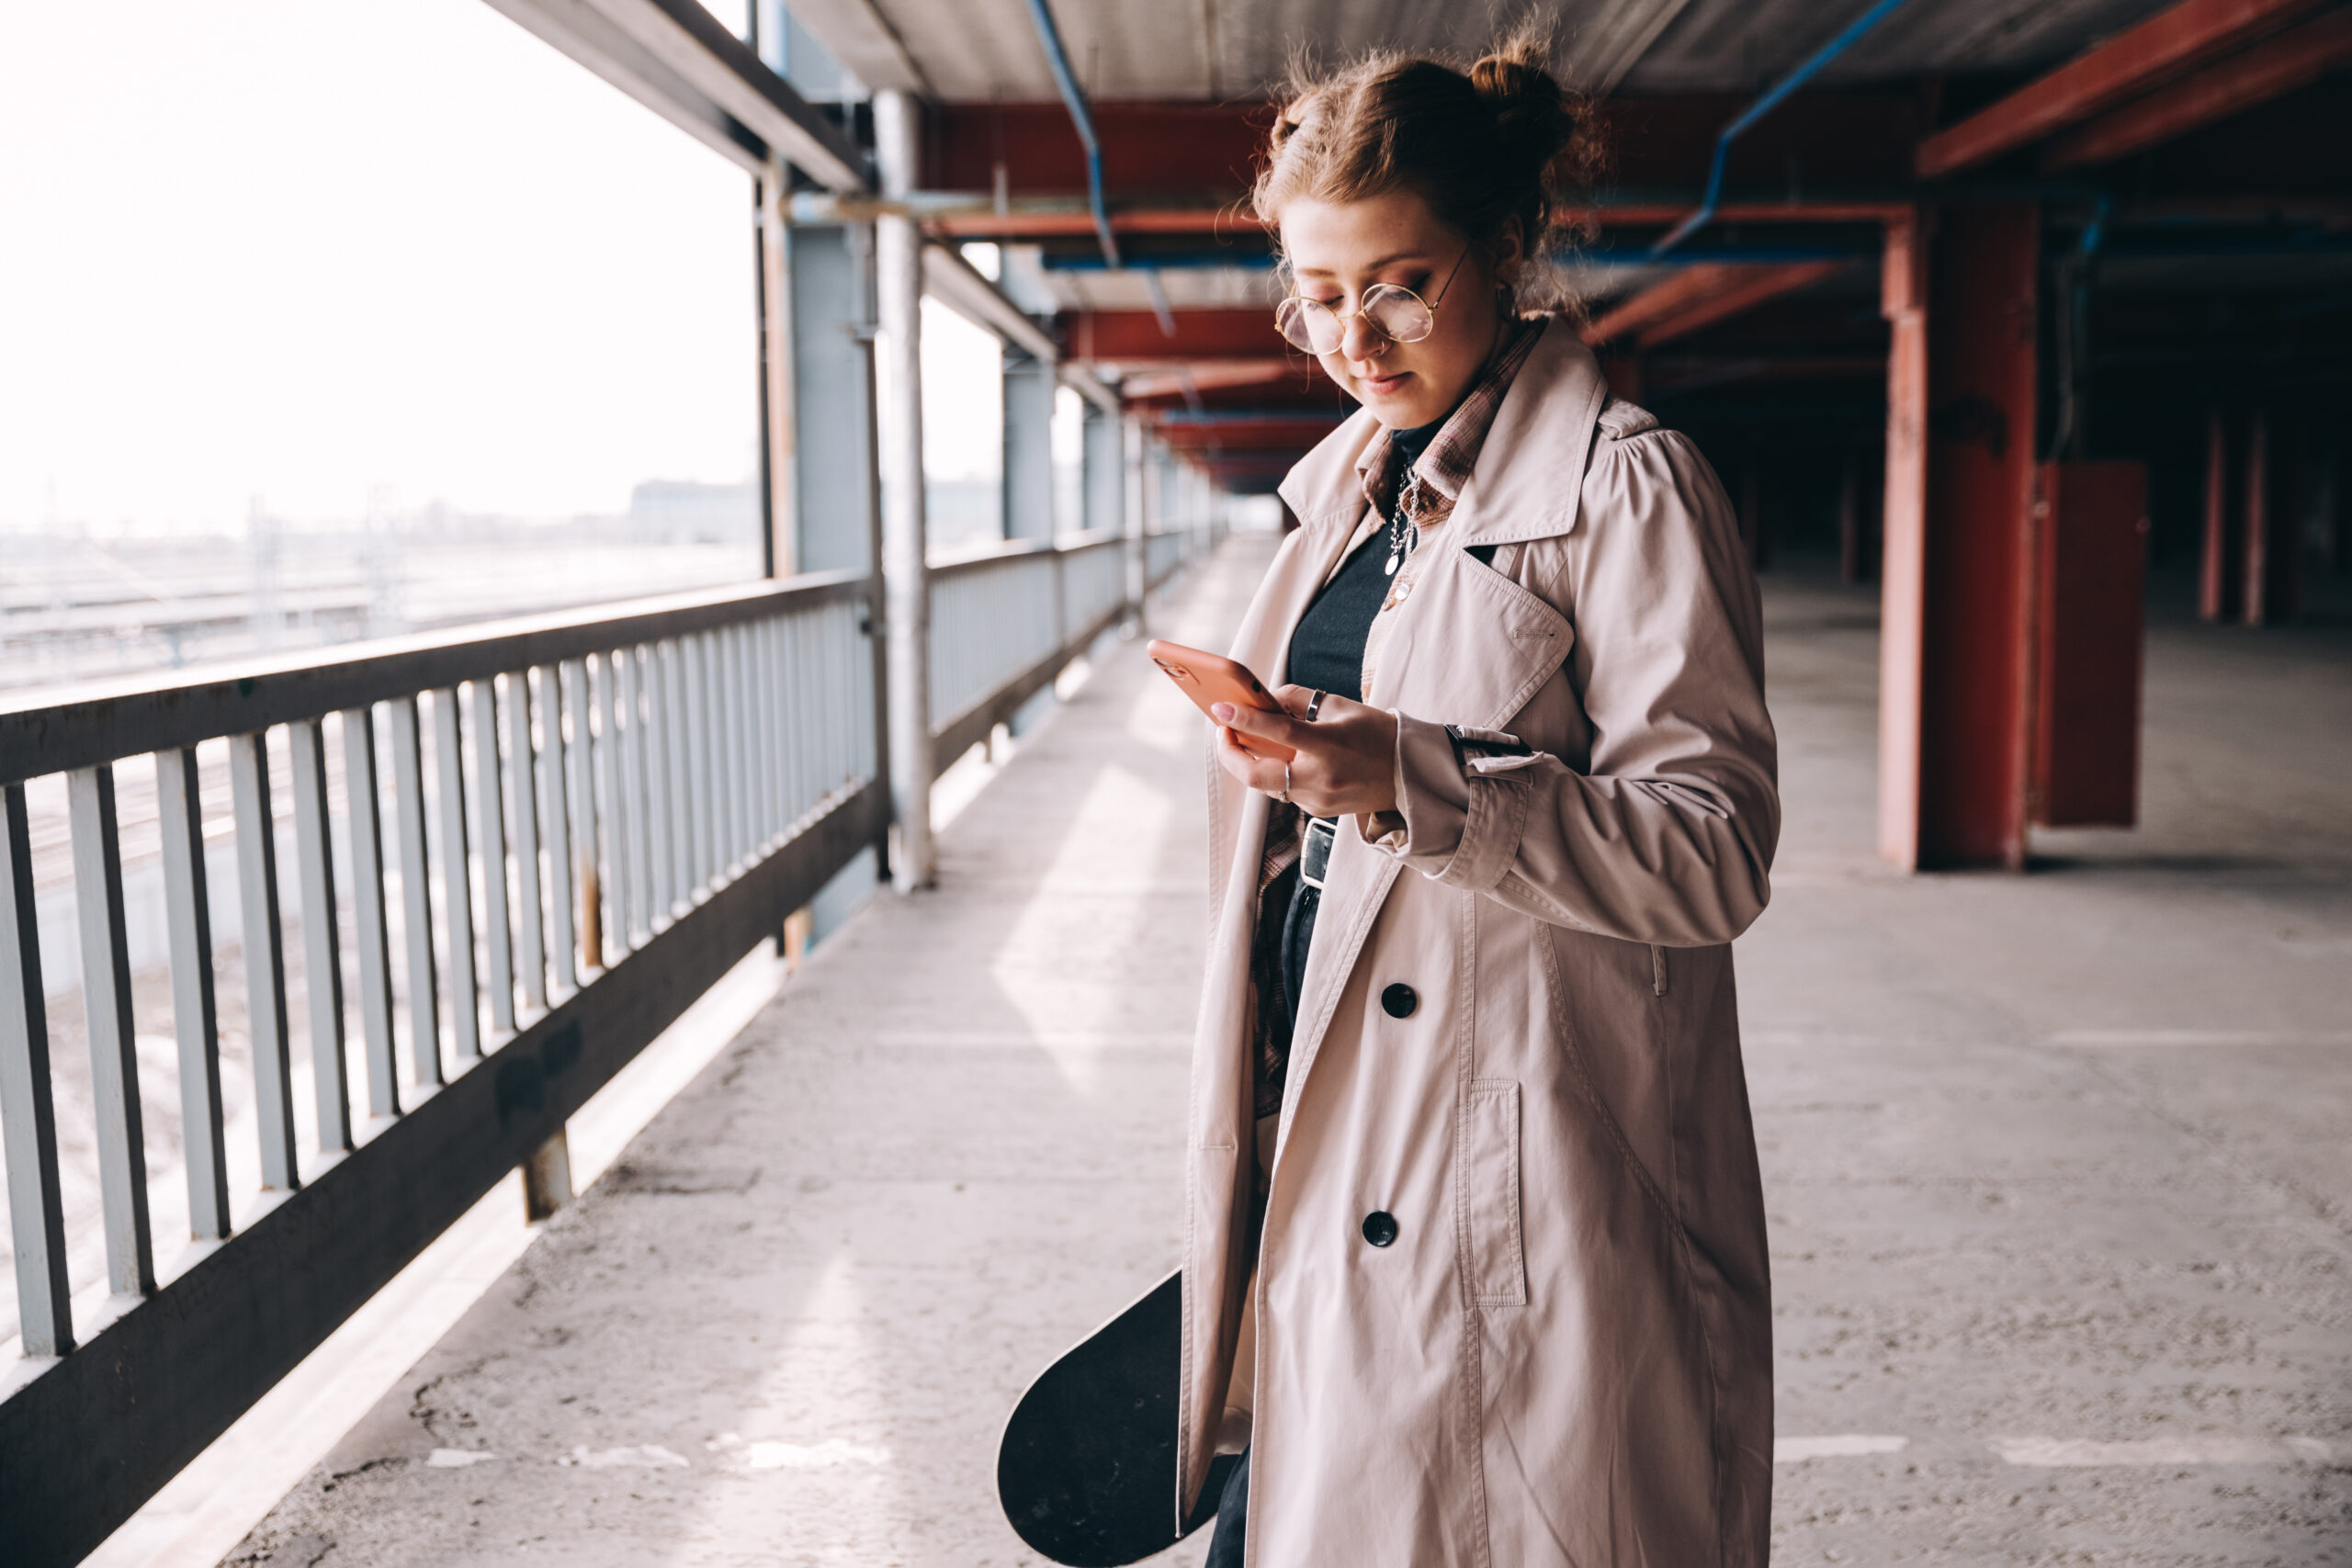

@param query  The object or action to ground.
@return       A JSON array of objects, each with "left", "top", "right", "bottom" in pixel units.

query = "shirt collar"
[{"left": 1354, "top": 317, "right": 1546, "bottom": 525}]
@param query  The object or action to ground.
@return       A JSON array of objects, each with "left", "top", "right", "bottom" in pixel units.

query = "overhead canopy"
[
  {"left": 778, "top": 0, "right": 2352, "bottom": 492},
  {"left": 786, "top": 0, "right": 2181, "bottom": 100}
]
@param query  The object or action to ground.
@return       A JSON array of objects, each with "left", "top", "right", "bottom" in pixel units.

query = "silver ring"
[
  {"left": 1305, "top": 689, "right": 1327, "bottom": 722},
  {"left": 1274, "top": 762, "right": 1293, "bottom": 806}
]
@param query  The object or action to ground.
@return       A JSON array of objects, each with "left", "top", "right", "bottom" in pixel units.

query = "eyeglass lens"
[{"left": 1276, "top": 286, "right": 1435, "bottom": 355}]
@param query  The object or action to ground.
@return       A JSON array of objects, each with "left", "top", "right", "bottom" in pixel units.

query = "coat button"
[
  {"left": 1362, "top": 1211, "right": 1399, "bottom": 1247},
  {"left": 1380, "top": 983, "right": 1418, "bottom": 1018}
]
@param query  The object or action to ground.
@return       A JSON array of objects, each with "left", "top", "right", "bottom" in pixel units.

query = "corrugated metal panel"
[
  {"left": 1622, "top": 0, "right": 2181, "bottom": 91},
  {"left": 788, "top": 0, "right": 2184, "bottom": 104}
]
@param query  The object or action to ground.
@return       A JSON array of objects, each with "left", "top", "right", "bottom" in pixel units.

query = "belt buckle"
[{"left": 1299, "top": 816, "right": 1340, "bottom": 890}]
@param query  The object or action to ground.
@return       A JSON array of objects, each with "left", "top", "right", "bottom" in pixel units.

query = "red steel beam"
[
  {"left": 1118, "top": 360, "right": 1310, "bottom": 400},
  {"left": 1152, "top": 419, "right": 1346, "bottom": 452},
  {"left": 929, "top": 199, "right": 1912, "bottom": 241},
  {"left": 1912, "top": 0, "right": 2325, "bottom": 178},
  {"left": 932, "top": 209, "right": 1266, "bottom": 238},
  {"left": 2044, "top": 6, "right": 2352, "bottom": 168},
  {"left": 1069, "top": 309, "right": 1286, "bottom": 363},
  {"left": 1580, "top": 261, "right": 1844, "bottom": 350},
  {"left": 925, "top": 96, "right": 1928, "bottom": 202}
]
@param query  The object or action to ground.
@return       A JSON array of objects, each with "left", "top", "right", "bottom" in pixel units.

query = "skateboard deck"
[{"left": 998, "top": 1269, "right": 1240, "bottom": 1565}]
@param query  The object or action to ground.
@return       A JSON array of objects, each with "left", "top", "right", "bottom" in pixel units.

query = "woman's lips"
[{"left": 1358, "top": 368, "right": 1412, "bottom": 397}]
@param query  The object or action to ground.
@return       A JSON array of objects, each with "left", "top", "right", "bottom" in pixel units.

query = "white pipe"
[{"left": 875, "top": 90, "right": 933, "bottom": 890}]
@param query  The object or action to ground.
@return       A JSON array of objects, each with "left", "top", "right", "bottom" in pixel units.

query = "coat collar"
[{"left": 1276, "top": 317, "right": 1611, "bottom": 549}]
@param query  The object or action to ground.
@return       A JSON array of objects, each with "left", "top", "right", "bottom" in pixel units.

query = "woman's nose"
[{"left": 1339, "top": 311, "right": 1386, "bottom": 363}]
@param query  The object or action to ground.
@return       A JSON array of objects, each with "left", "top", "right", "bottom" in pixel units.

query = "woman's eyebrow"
[{"left": 1292, "top": 252, "right": 1434, "bottom": 279}]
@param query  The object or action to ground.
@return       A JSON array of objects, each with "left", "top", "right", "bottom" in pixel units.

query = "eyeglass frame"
[{"left": 1274, "top": 242, "right": 1476, "bottom": 355}]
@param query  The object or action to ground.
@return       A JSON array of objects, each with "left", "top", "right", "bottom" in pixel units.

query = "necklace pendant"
[{"left": 1384, "top": 547, "right": 1401, "bottom": 577}]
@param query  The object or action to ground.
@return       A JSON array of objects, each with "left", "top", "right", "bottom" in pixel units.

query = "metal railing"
[
  {"left": 928, "top": 531, "right": 1129, "bottom": 764},
  {"left": 1147, "top": 522, "right": 1205, "bottom": 590},
  {"left": 0, "top": 514, "right": 1222, "bottom": 1564},
  {"left": 0, "top": 573, "right": 891, "bottom": 1565}
]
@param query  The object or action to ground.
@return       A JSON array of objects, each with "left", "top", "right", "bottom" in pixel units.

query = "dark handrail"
[{"left": 0, "top": 572, "right": 868, "bottom": 786}]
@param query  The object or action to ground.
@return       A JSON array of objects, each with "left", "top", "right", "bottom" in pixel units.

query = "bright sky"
[{"left": 0, "top": 0, "right": 999, "bottom": 535}]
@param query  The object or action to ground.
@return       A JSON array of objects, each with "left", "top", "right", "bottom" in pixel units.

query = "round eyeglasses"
[{"left": 1273, "top": 244, "right": 1471, "bottom": 356}]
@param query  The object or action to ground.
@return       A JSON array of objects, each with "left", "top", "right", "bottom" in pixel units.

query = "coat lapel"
[
  {"left": 1265, "top": 321, "right": 1612, "bottom": 1140},
  {"left": 1204, "top": 443, "right": 1373, "bottom": 908}
]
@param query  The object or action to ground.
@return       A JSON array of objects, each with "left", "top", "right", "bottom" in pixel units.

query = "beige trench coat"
[{"left": 1178, "top": 321, "right": 1780, "bottom": 1566}]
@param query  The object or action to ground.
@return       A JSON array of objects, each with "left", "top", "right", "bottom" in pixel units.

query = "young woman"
[{"left": 1180, "top": 43, "right": 1781, "bottom": 1567}]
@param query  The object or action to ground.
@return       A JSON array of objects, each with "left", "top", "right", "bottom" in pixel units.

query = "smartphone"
[{"left": 1146, "top": 639, "right": 1295, "bottom": 761}]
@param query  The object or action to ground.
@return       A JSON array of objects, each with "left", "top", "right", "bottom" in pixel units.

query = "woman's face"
[{"left": 1278, "top": 187, "right": 1518, "bottom": 430}]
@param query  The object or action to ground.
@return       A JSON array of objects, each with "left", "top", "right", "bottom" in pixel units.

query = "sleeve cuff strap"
[{"left": 1389, "top": 713, "right": 1532, "bottom": 893}]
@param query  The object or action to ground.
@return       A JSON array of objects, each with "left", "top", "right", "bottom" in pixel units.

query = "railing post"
[
  {"left": 156, "top": 746, "right": 230, "bottom": 1241},
  {"left": 228, "top": 730, "right": 301, "bottom": 1187},
  {"left": 69, "top": 763, "right": 155, "bottom": 1296},
  {"left": 524, "top": 1126, "right": 572, "bottom": 1222},
  {"left": 876, "top": 86, "right": 934, "bottom": 890},
  {"left": 0, "top": 784, "right": 74, "bottom": 1354}
]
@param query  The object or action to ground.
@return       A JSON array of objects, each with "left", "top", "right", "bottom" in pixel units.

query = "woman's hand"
[{"left": 1212, "top": 685, "right": 1399, "bottom": 818}]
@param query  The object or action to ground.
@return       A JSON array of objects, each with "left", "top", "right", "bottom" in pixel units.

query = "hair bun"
[
  {"left": 1470, "top": 46, "right": 1568, "bottom": 165},
  {"left": 1252, "top": 37, "right": 1606, "bottom": 317}
]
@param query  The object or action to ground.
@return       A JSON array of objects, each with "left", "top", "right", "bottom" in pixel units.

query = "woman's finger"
[
  {"left": 1215, "top": 725, "right": 1289, "bottom": 792},
  {"left": 1212, "top": 700, "right": 1305, "bottom": 751},
  {"left": 1271, "top": 683, "right": 1320, "bottom": 719}
]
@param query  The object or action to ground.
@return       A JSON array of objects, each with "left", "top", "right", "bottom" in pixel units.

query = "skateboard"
[{"left": 998, "top": 1269, "right": 1241, "bottom": 1565}]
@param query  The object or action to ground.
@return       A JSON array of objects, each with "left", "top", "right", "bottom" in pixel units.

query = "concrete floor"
[{"left": 225, "top": 536, "right": 2352, "bottom": 1566}]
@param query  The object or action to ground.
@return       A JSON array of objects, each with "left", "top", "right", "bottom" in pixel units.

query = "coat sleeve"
[{"left": 1383, "top": 422, "right": 1780, "bottom": 947}]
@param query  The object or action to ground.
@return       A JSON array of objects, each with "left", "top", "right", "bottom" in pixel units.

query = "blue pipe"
[
  {"left": 1651, "top": 0, "right": 1923, "bottom": 259},
  {"left": 1019, "top": 0, "right": 1122, "bottom": 269}
]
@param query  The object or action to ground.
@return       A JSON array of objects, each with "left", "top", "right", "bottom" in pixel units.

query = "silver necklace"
[{"left": 1385, "top": 468, "right": 1426, "bottom": 577}]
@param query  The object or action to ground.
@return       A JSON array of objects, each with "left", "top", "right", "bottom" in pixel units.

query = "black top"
[
  {"left": 1280, "top": 417, "right": 1442, "bottom": 701},
  {"left": 1251, "top": 418, "right": 1448, "bottom": 1118}
]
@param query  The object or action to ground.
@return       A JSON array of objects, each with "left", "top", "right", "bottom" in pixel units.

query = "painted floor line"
[
  {"left": 1774, "top": 1433, "right": 2352, "bottom": 1467},
  {"left": 1996, "top": 1435, "right": 2352, "bottom": 1467},
  {"left": 1776, "top": 1435, "right": 1908, "bottom": 1461},
  {"left": 2047, "top": 1029, "right": 2352, "bottom": 1047}
]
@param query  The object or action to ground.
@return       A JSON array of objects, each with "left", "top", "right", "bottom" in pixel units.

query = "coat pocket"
[{"left": 1461, "top": 1079, "right": 1528, "bottom": 1307}]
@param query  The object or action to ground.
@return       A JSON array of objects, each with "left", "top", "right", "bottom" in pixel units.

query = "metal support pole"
[
  {"left": 1082, "top": 399, "right": 1123, "bottom": 536},
  {"left": 758, "top": 166, "right": 797, "bottom": 579},
  {"left": 1123, "top": 414, "right": 1147, "bottom": 628},
  {"left": 876, "top": 88, "right": 934, "bottom": 890},
  {"left": 1002, "top": 345, "right": 1057, "bottom": 541},
  {"left": 1877, "top": 210, "right": 1929, "bottom": 871},
  {"left": 1884, "top": 200, "right": 2040, "bottom": 871}
]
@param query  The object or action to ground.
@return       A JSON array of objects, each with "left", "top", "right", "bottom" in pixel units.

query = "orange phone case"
[{"left": 1145, "top": 639, "right": 1295, "bottom": 761}]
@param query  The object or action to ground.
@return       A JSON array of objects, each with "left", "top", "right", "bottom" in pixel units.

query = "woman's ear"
[{"left": 1489, "top": 217, "right": 1528, "bottom": 285}]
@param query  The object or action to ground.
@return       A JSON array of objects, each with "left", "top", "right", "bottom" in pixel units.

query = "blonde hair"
[{"left": 1250, "top": 33, "right": 1604, "bottom": 313}]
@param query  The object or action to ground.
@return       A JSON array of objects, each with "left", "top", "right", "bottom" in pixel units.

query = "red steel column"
[
  {"left": 1877, "top": 210, "right": 1930, "bottom": 867},
  {"left": 2242, "top": 408, "right": 2270, "bottom": 627},
  {"left": 1922, "top": 202, "right": 2040, "bottom": 869},
  {"left": 1882, "top": 202, "right": 2041, "bottom": 870},
  {"left": 2199, "top": 405, "right": 2232, "bottom": 623}
]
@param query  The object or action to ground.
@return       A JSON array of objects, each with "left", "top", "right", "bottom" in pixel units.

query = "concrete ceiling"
[{"left": 786, "top": 0, "right": 2179, "bottom": 103}]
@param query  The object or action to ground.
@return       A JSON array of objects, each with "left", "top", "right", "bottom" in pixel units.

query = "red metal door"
[{"left": 2030, "top": 460, "right": 2149, "bottom": 828}]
